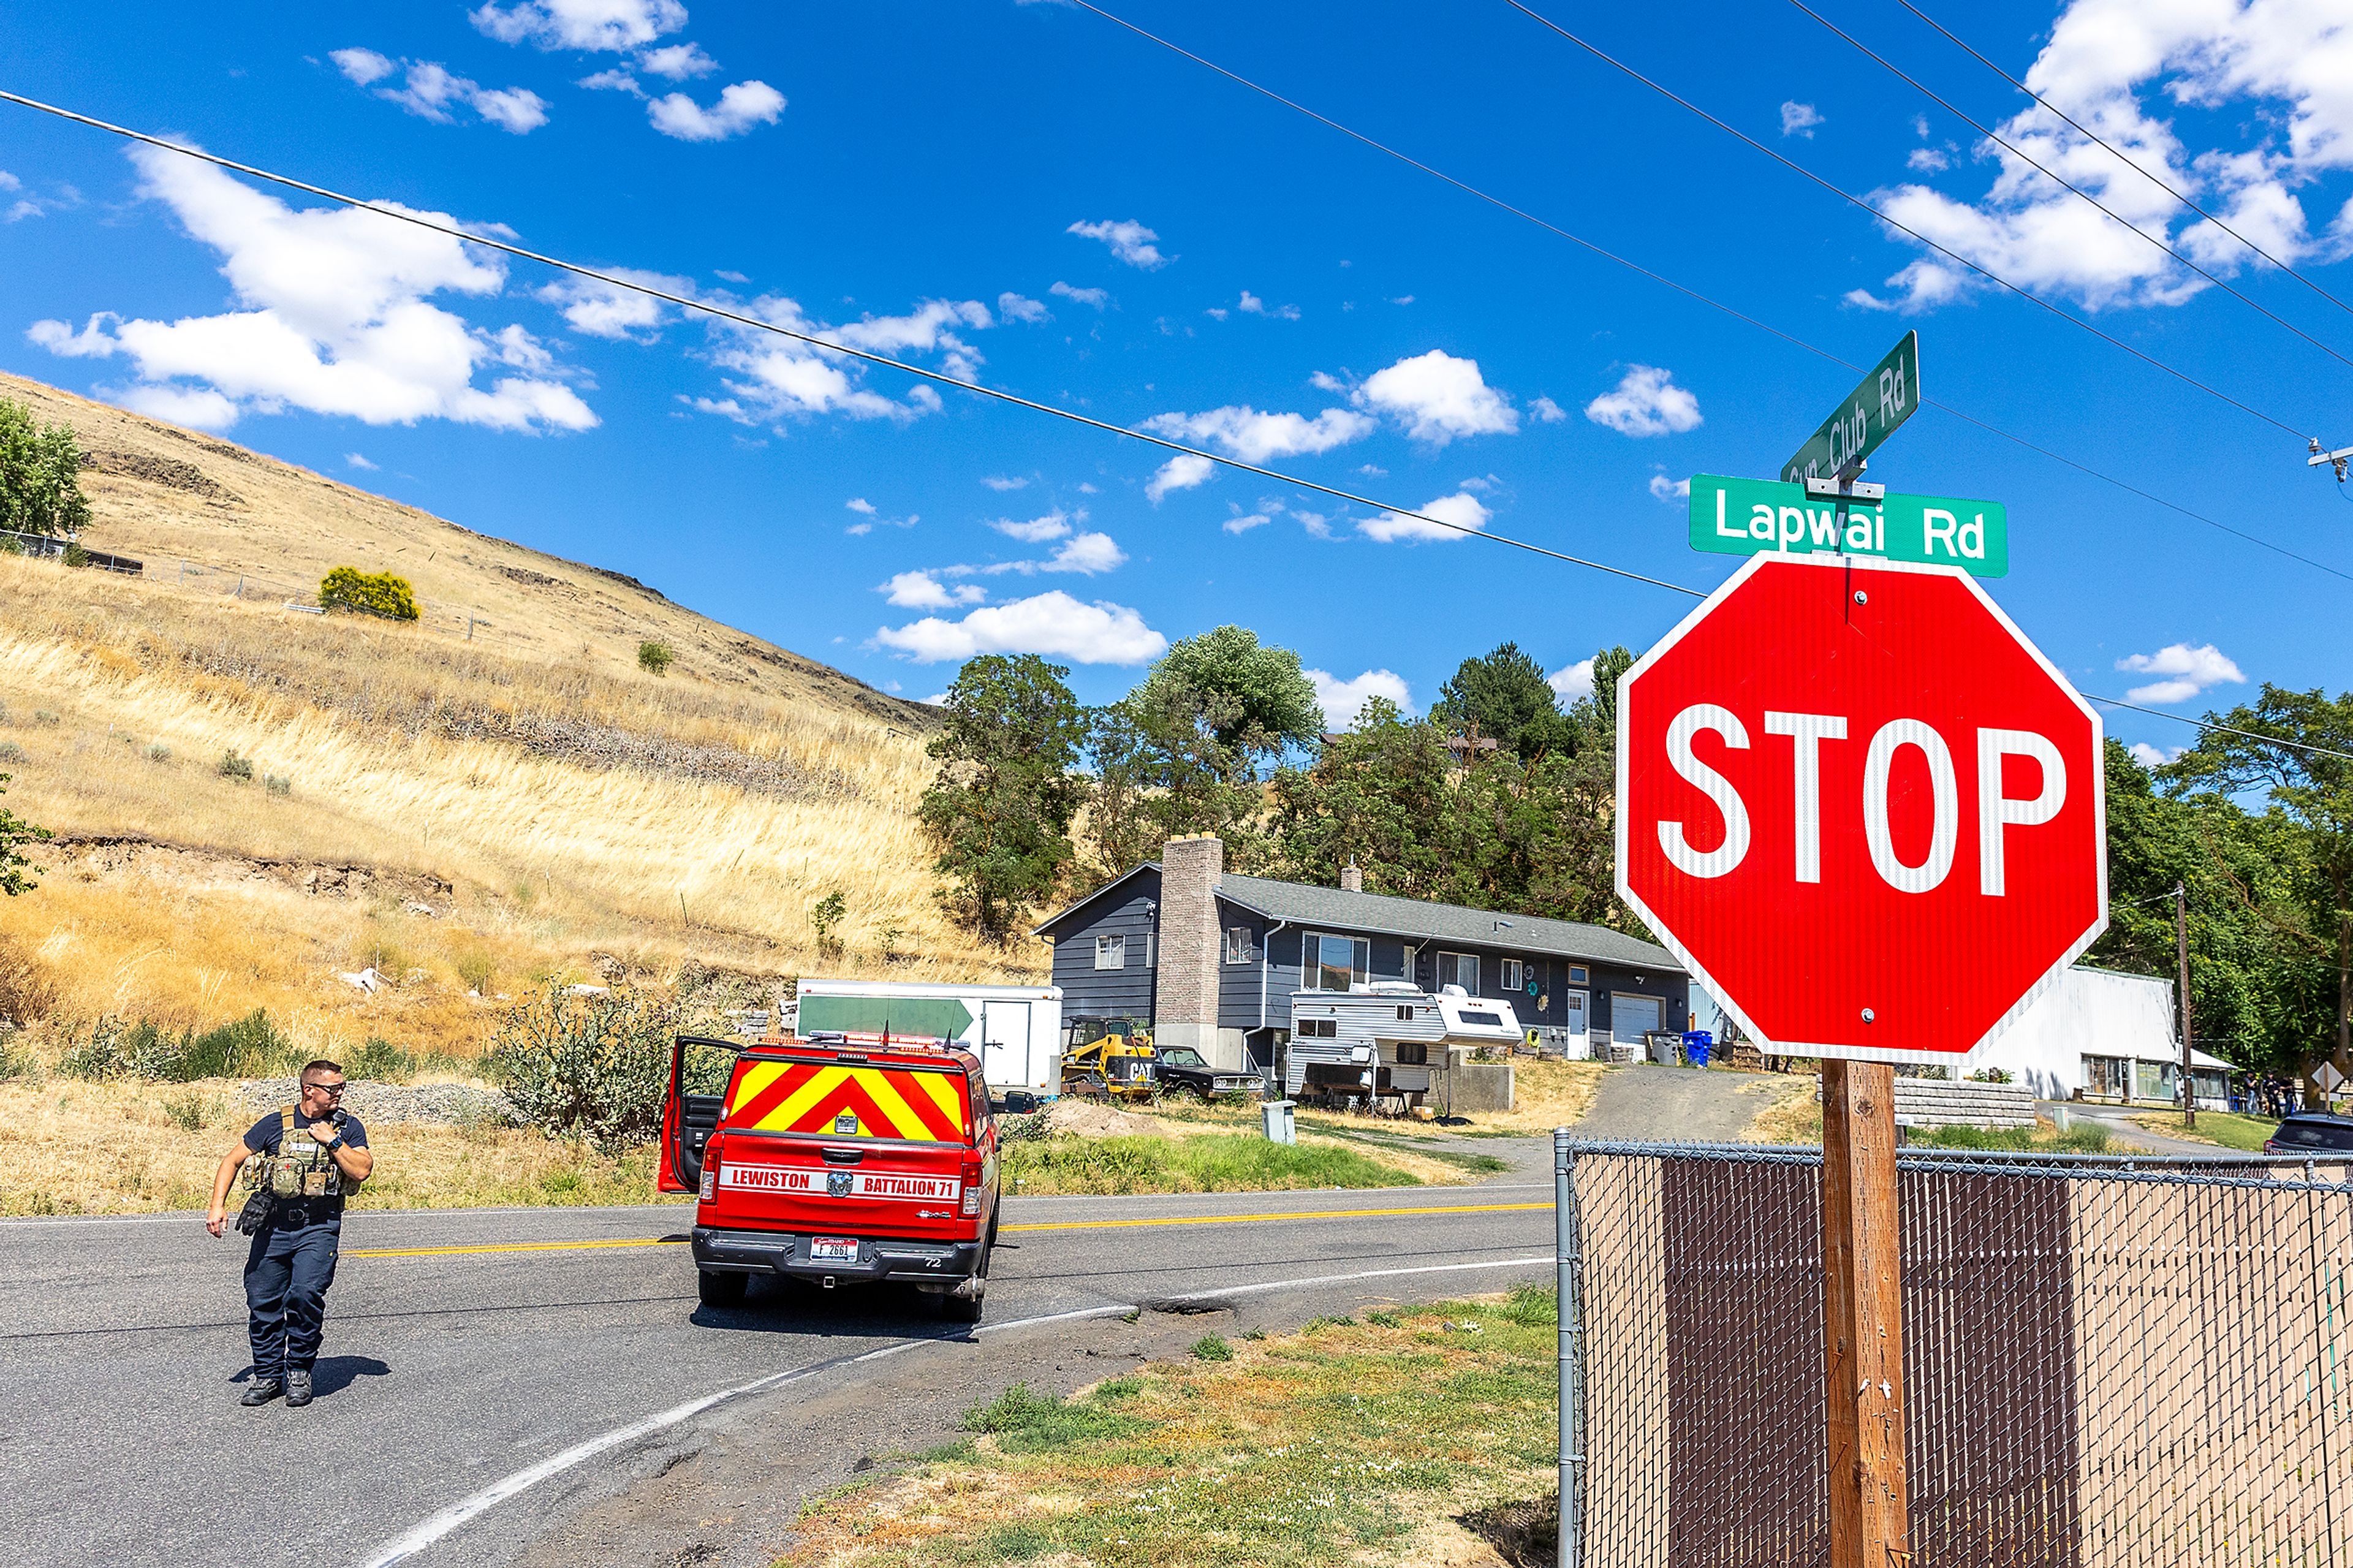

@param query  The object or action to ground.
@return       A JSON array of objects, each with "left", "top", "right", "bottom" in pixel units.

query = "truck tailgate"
[{"left": 705, "top": 1055, "right": 974, "bottom": 1238}]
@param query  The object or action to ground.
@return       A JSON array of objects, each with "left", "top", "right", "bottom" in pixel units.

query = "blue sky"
[{"left": 2, "top": 0, "right": 2350, "bottom": 760}]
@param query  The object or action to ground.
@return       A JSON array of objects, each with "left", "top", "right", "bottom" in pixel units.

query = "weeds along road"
[{"left": 0, "top": 1180, "right": 1555, "bottom": 1568}]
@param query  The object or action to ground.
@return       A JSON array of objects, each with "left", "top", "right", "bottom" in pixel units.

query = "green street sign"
[
  {"left": 1781, "top": 330, "right": 1919, "bottom": 483},
  {"left": 1687, "top": 473, "right": 2007, "bottom": 577}
]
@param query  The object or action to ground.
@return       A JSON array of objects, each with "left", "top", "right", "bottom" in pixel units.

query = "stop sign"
[{"left": 1616, "top": 554, "right": 2105, "bottom": 1062}]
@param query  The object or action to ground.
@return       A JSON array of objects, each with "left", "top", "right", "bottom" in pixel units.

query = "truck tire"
[
  {"left": 936, "top": 1251, "right": 987, "bottom": 1324},
  {"left": 697, "top": 1268, "right": 748, "bottom": 1308}
]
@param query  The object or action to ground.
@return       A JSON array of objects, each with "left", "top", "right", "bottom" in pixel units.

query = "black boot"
[
  {"left": 241, "top": 1377, "right": 284, "bottom": 1407},
  {"left": 285, "top": 1368, "right": 313, "bottom": 1407}
]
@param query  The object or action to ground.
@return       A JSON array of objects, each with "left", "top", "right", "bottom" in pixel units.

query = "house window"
[
  {"left": 1224, "top": 926, "right": 1252, "bottom": 964},
  {"left": 1143, "top": 931, "right": 1155, "bottom": 969},
  {"left": 1501, "top": 959, "right": 1523, "bottom": 993},
  {"left": 1437, "top": 951, "right": 1479, "bottom": 993},
  {"left": 1094, "top": 934, "right": 1126, "bottom": 970},
  {"left": 1568, "top": 965, "right": 1590, "bottom": 985},
  {"left": 1303, "top": 932, "right": 1371, "bottom": 991},
  {"left": 1401, "top": 943, "right": 1417, "bottom": 977}
]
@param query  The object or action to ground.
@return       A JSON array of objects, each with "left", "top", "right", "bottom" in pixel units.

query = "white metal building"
[{"left": 1968, "top": 964, "right": 2232, "bottom": 1110}]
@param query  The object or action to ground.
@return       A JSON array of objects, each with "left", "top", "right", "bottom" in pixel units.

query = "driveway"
[{"left": 1576, "top": 1061, "right": 1795, "bottom": 1145}]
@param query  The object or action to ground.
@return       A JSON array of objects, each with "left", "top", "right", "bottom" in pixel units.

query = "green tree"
[
  {"left": 919, "top": 654, "right": 1089, "bottom": 944},
  {"left": 319, "top": 566, "right": 420, "bottom": 621},
  {"left": 637, "top": 640, "right": 674, "bottom": 675},
  {"left": 1265, "top": 700, "right": 1457, "bottom": 899},
  {"left": 0, "top": 399, "right": 91, "bottom": 539},
  {"left": 1136, "top": 625, "right": 1322, "bottom": 760},
  {"left": 1429, "top": 642, "right": 1563, "bottom": 759},
  {"left": 0, "top": 771, "right": 50, "bottom": 896}
]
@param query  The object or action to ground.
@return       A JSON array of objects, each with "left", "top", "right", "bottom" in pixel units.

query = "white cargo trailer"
[{"left": 790, "top": 979, "right": 1064, "bottom": 1097}]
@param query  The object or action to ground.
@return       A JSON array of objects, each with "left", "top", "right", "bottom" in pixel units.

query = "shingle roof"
[{"left": 1213, "top": 873, "right": 1683, "bottom": 972}]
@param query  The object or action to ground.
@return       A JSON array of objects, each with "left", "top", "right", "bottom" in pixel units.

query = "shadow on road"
[
  {"left": 229, "top": 1355, "right": 391, "bottom": 1394},
  {"left": 687, "top": 1277, "right": 977, "bottom": 1343}
]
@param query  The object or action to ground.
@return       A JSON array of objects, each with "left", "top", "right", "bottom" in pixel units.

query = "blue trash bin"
[{"left": 1682, "top": 1029, "right": 1713, "bottom": 1068}]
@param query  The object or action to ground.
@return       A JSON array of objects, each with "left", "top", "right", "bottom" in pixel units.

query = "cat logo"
[{"left": 827, "top": 1170, "right": 853, "bottom": 1197}]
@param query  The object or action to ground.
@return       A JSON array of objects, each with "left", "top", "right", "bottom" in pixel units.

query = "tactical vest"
[{"left": 252, "top": 1105, "right": 343, "bottom": 1201}]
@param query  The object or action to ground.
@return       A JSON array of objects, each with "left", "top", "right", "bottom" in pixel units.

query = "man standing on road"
[{"left": 205, "top": 1059, "right": 373, "bottom": 1408}]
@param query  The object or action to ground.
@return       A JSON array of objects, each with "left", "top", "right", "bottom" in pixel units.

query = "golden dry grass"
[
  {"left": 1450, "top": 1056, "right": 1607, "bottom": 1135},
  {"left": 0, "top": 1078, "right": 686, "bottom": 1215},
  {"left": 1742, "top": 1073, "right": 1824, "bottom": 1145}
]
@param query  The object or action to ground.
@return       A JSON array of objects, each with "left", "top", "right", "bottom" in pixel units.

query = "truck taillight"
[
  {"left": 699, "top": 1138, "right": 721, "bottom": 1202},
  {"left": 960, "top": 1157, "right": 982, "bottom": 1216}
]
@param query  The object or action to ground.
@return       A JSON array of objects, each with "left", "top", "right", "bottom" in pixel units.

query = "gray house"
[{"left": 1031, "top": 835, "right": 1690, "bottom": 1075}]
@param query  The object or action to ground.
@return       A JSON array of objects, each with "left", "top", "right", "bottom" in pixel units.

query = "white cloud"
[
  {"left": 882, "top": 570, "right": 984, "bottom": 610},
  {"left": 1529, "top": 395, "right": 1567, "bottom": 423},
  {"left": 2116, "top": 642, "right": 2246, "bottom": 705},
  {"left": 471, "top": 0, "right": 686, "bottom": 51},
  {"left": 2129, "top": 741, "right": 2188, "bottom": 767},
  {"left": 996, "top": 291, "right": 1048, "bottom": 324},
  {"left": 1389, "top": 295, "right": 1414, "bottom": 305},
  {"left": 1308, "top": 370, "right": 1347, "bottom": 393},
  {"left": 1067, "top": 218, "right": 1168, "bottom": 269},
  {"left": 1354, "top": 350, "right": 1517, "bottom": 444},
  {"left": 115, "top": 383, "right": 241, "bottom": 430},
  {"left": 1237, "top": 290, "right": 1300, "bottom": 320},
  {"left": 1648, "top": 473, "right": 1690, "bottom": 501},
  {"left": 694, "top": 292, "right": 976, "bottom": 426},
  {"left": 1907, "top": 146, "right": 1952, "bottom": 173},
  {"left": 1223, "top": 506, "right": 1276, "bottom": 534},
  {"left": 827, "top": 298, "right": 993, "bottom": 380},
  {"left": 647, "top": 81, "right": 785, "bottom": 142},
  {"left": 847, "top": 498, "right": 876, "bottom": 515},
  {"left": 1309, "top": 668, "right": 1413, "bottom": 727},
  {"left": 334, "top": 50, "right": 550, "bottom": 134},
  {"left": 579, "top": 68, "right": 643, "bottom": 94},
  {"left": 1781, "top": 101, "right": 1824, "bottom": 138},
  {"left": 981, "top": 474, "right": 1029, "bottom": 491},
  {"left": 1359, "top": 490, "right": 1491, "bottom": 544},
  {"left": 1847, "top": 0, "right": 2353, "bottom": 312},
  {"left": 1044, "top": 531, "right": 1126, "bottom": 574},
  {"left": 1147, "top": 453, "right": 1216, "bottom": 502},
  {"left": 1049, "top": 280, "right": 1108, "bottom": 309},
  {"left": 992, "top": 509, "right": 1073, "bottom": 543},
  {"left": 875, "top": 590, "right": 1167, "bottom": 665},
  {"left": 637, "top": 41, "right": 716, "bottom": 79},
  {"left": 535, "top": 267, "right": 692, "bottom": 339},
  {"left": 345, "top": 452, "right": 377, "bottom": 471},
  {"left": 1140, "top": 404, "right": 1376, "bottom": 463},
  {"left": 1203, "top": 307, "right": 1229, "bottom": 322},
  {"left": 1583, "top": 365, "right": 1702, "bottom": 437},
  {"left": 28, "top": 145, "right": 594, "bottom": 434},
  {"left": 1548, "top": 659, "right": 1596, "bottom": 704}
]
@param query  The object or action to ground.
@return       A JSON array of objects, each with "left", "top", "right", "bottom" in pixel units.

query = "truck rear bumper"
[{"left": 692, "top": 1225, "right": 983, "bottom": 1288}]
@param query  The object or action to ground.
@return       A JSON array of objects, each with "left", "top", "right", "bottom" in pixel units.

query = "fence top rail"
[{"left": 1553, "top": 1135, "right": 2353, "bottom": 1192}]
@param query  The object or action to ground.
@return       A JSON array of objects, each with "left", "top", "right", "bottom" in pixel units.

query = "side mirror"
[{"left": 997, "top": 1090, "right": 1040, "bottom": 1116}]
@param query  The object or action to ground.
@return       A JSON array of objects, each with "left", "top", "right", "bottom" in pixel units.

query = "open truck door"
[{"left": 657, "top": 1034, "right": 736, "bottom": 1194}]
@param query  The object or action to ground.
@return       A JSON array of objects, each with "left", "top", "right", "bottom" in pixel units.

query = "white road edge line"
[{"left": 354, "top": 1256, "right": 1553, "bottom": 1567}]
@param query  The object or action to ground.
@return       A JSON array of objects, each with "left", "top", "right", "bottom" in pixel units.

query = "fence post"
[
  {"left": 1555, "top": 1127, "right": 1583, "bottom": 1568},
  {"left": 1823, "top": 1061, "right": 1908, "bottom": 1568}
]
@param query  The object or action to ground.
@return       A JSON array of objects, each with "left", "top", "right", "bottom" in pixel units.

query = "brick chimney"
[
  {"left": 1156, "top": 835, "right": 1223, "bottom": 1062},
  {"left": 1339, "top": 860, "right": 1362, "bottom": 893}
]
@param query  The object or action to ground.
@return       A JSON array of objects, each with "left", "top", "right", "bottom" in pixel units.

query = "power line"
[
  {"left": 1063, "top": 0, "right": 2353, "bottom": 588},
  {"left": 1496, "top": 0, "right": 2314, "bottom": 442},
  {"left": 1787, "top": 0, "right": 2353, "bottom": 377},
  {"left": 2083, "top": 695, "right": 2353, "bottom": 767},
  {"left": 0, "top": 88, "right": 1700, "bottom": 600},
  {"left": 1897, "top": 0, "right": 2353, "bottom": 328}
]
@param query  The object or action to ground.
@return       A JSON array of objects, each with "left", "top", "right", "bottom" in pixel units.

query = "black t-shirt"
[{"left": 243, "top": 1110, "right": 370, "bottom": 1227}]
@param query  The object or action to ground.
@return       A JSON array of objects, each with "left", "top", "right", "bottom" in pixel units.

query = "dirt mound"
[{"left": 1042, "top": 1099, "right": 1161, "bottom": 1137}]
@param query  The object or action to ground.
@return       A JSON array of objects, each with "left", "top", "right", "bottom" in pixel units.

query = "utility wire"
[
  {"left": 1496, "top": 0, "right": 2312, "bottom": 443},
  {"left": 1064, "top": 0, "right": 2353, "bottom": 587},
  {"left": 1898, "top": 0, "right": 2353, "bottom": 328},
  {"left": 2083, "top": 695, "right": 2353, "bottom": 767},
  {"left": 0, "top": 89, "right": 1701, "bottom": 600},
  {"left": 1787, "top": 0, "right": 2353, "bottom": 376}
]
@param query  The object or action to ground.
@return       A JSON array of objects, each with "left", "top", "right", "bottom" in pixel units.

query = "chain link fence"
[{"left": 1556, "top": 1137, "right": 2353, "bottom": 1567}]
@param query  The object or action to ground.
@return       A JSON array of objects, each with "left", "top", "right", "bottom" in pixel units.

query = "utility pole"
[{"left": 2175, "top": 882, "right": 2195, "bottom": 1132}]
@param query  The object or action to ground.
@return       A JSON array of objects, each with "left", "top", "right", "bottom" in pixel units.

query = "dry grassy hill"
[{"left": 0, "top": 373, "right": 1035, "bottom": 1062}]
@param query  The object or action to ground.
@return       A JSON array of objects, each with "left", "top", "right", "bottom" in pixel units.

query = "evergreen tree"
[{"left": 1429, "top": 642, "right": 1561, "bottom": 759}]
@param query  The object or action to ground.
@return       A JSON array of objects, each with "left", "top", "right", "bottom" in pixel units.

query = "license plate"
[{"left": 809, "top": 1237, "right": 858, "bottom": 1262}]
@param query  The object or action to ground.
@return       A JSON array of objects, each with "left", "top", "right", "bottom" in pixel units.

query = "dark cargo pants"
[{"left": 244, "top": 1222, "right": 341, "bottom": 1379}]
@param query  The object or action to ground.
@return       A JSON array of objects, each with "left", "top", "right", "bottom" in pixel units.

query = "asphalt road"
[{"left": 0, "top": 1176, "right": 1558, "bottom": 1568}]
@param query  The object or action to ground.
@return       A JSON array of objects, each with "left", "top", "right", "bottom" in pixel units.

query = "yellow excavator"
[{"left": 1060, "top": 1015, "right": 1159, "bottom": 1100}]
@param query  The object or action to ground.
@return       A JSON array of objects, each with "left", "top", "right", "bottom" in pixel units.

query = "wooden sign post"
[{"left": 1822, "top": 1061, "right": 1908, "bottom": 1567}]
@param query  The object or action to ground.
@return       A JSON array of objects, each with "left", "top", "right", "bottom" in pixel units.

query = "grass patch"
[
  {"left": 1744, "top": 1075, "right": 1824, "bottom": 1145},
  {"left": 1911, "top": 1121, "right": 2114, "bottom": 1154},
  {"left": 2130, "top": 1109, "right": 2279, "bottom": 1152},
  {"left": 999, "top": 1132, "right": 1419, "bottom": 1195},
  {"left": 782, "top": 1293, "right": 1560, "bottom": 1568}
]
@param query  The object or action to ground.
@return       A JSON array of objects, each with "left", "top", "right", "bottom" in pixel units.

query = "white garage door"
[{"left": 1612, "top": 994, "right": 1661, "bottom": 1047}]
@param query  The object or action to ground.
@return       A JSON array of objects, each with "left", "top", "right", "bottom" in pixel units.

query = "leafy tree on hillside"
[
  {"left": 1430, "top": 642, "right": 1564, "bottom": 759},
  {"left": 919, "top": 654, "right": 1090, "bottom": 944},
  {"left": 1135, "top": 625, "right": 1322, "bottom": 760},
  {"left": 0, "top": 398, "right": 91, "bottom": 539},
  {"left": 319, "top": 566, "right": 420, "bottom": 621},
  {"left": 0, "top": 771, "right": 50, "bottom": 897}
]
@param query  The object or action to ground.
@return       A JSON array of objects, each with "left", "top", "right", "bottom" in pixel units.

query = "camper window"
[
  {"left": 1297, "top": 1017, "right": 1338, "bottom": 1038},
  {"left": 1395, "top": 1043, "right": 1428, "bottom": 1066},
  {"left": 1304, "top": 933, "right": 1370, "bottom": 991},
  {"left": 1094, "top": 934, "right": 1126, "bottom": 970}
]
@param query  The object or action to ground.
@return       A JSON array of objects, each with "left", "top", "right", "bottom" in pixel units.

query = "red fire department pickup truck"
[{"left": 658, "top": 1031, "right": 1028, "bottom": 1321}]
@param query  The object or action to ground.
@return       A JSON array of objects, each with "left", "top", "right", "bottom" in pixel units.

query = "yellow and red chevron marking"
[{"left": 726, "top": 1061, "right": 967, "bottom": 1143}]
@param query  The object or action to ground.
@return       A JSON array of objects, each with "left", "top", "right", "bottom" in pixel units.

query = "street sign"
[
  {"left": 1688, "top": 474, "right": 2007, "bottom": 577},
  {"left": 1783, "top": 330, "right": 1919, "bottom": 484},
  {"left": 2318, "top": 1061, "right": 2344, "bottom": 1093},
  {"left": 1616, "top": 553, "right": 2106, "bottom": 1063}
]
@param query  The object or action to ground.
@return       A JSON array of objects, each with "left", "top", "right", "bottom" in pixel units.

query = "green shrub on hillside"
[
  {"left": 637, "top": 640, "right": 674, "bottom": 675},
  {"left": 218, "top": 750, "right": 254, "bottom": 782},
  {"left": 319, "top": 566, "right": 420, "bottom": 621},
  {"left": 487, "top": 984, "right": 686, "bottom": 1154},
  {"left": 59, "top": 1009, "right": 297, "bottom": 1082}
]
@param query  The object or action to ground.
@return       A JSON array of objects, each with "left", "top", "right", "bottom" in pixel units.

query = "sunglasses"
[{"left": 302, "top": 1081, "right": 347, "bottom": 1097}]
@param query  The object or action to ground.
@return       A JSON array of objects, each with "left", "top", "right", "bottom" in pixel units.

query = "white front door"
[
  {"left": 980, "top": 1001, "right": 1031, "bottom": 1089},
  {"left": 1612, "top": 994, "right": 1661, "bottom": 1048},
  {"left": 1563, "top": 991, "right": 1589, "bottom": 1055}
]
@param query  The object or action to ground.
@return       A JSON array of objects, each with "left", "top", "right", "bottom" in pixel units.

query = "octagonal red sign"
[{"left": 1616, "top": 554, "right": 2106, "bottom": 1062}]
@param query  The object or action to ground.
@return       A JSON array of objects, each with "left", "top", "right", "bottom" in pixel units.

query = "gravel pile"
[{"left": 236, "top": 1078, "right": 517, "bottom": 1127}]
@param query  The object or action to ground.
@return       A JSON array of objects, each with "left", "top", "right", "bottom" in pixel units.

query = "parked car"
[
  {"left": 2262, "top": 1112, "right": 2353, "bottom": 1155},
  {"left": 1150, "top": 1043, "right": 1262, "bottom": 1099}
]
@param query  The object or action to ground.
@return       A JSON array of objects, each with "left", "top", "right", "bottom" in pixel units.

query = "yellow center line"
[{"left": 344, "top": 1200, "right": 1550, "bottom": 1259}]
